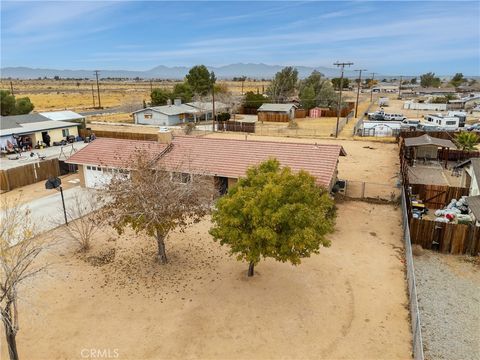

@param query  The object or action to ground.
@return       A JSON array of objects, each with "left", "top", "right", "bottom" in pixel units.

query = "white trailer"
[{"left": 403, "top": 101, "right": 447, "bottom": 111}]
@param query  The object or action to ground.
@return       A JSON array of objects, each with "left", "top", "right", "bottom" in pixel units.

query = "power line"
[
  {"left": 333, "top": 61, "right": 353, "bottom": 138},
  {"left": 94, "top": 70, "right": 102, "bottom": 108},
  {"left": 354, "top": 69, "right": 367, "bottom": 118}
]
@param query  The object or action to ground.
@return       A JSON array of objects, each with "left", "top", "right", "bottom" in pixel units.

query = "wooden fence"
[
  {"left": 0, "top": 158, "right": 60, "bottom": 191},
  {"left": 437, "top": 148, "right": 480, "bottom": 162},
  {"left": 80, "top": 129, "right": 157, "bottom": 141},
  {"left": 410, "top": 218, "right": 480, "bottom": 255},
  {"left": 398, "top": 131, "right": 458, "bottom": 141},
  {"left": 257, "top": 112, "right": 290, "bottom": 122},
  {"left": 294, "top": 109, "right": 307, "bottom": 118},
  {"left": 217, "top": 121, "right": 255, "bottom": 133},
  {"left": 409, "top": 183, "right": 469, "bottom": 209}
]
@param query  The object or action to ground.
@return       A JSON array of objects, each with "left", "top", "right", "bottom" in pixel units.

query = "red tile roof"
[
  {"left": 67, "top": 136, "right": 345, "bottom": 188},
  {"left": 66, "top": 138, "right": 170, "bottom": 168}
]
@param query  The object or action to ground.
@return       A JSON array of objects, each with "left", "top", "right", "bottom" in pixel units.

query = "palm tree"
[{"left": 455, "top": 132, "right": 479, "bottom": 151}]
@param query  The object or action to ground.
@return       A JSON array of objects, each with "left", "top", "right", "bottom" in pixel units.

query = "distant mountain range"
[{"left": 1, "top": 63, "right": 367, "bottom": 80}]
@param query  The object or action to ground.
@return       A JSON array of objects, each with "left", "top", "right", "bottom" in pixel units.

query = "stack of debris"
[{"left": 434, "top": 197, "right": 473, "bottom": 224}]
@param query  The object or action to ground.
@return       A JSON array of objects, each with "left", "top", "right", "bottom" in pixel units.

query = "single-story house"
[
  {"left": 185, "top": 101, "right": 229, "bottom": 121},
  {"left": 448, "top": 93, "right": 480, "bottom": 110},
  {"left": 414, "top": 88, "right": 458, "bottom": 96},
  {"left": 257, "top": 103, "right": 297, "bottom": 121},
  {"left": 39, "top": 110, "right": 86, "bottom": 128},
  {"left": 0, "top": 113, "right": 79, "bottom": 149},
  {"left": 66, "top": 133, "right": 346, "bottom": 192},
  {"left": 455, "top": 158, "right": 480, "bottom": 196},
  {"left": 132, "top": 104, "right": 198, "bottom": 126},
  {"left": 404, "top": 134, "right": 456, "bottom": 167}
]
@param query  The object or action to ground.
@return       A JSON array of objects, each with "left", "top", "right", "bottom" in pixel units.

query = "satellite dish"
[{"left": 45, "top": 177, "right": 61, "bottom": 189}]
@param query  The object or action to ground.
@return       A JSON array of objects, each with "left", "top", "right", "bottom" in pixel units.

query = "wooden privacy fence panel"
[
  {"left": 217, "top": 121, "right": 255, "bottom": 133},
  {"left": 0, "top": 158, "right": 60, "bottom": 191},
  {"left": 409, "top": 183, "right": 469, "bottom": 209},
  {"left": 398, "top": 131, "right": 458, "bottom": 141},
  {"left": 409, "top": 218, "right": 480, "bottom": 255},
  {"left": 80, "top": 129, "right": 157, "bottom": 141},
  {"left": 437, "top": 148, "right": 480, "bottom": 162},
  {"left": 294, "top": 109, "right": 307, "bottom": 118},
  {"left": 258, "top": 112, "right": 290, "bottom": 122}
]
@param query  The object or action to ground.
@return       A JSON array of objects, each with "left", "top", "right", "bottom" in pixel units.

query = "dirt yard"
[{"left": 1, "top": 201, "right": 411, "bottom": 359}]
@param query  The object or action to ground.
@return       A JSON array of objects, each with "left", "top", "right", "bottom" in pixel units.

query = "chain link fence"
[
  {"left": 339, "top": 180, "right": 400, "bottom": 202},
  {"left": 401, "top": 188, "right": 425, "bottom": 360}
]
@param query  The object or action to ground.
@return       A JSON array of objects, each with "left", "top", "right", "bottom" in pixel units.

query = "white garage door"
[{"left": 85, "top": 166, "right": 114, "bottom": 188}]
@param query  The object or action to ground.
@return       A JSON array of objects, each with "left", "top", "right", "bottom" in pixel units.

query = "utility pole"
[
  {"left": 94, "top": 70, "right": 101, "bottom": 108},
  {"left": 333, "top": 61, "right": 353, "bottom": 138},
  {"left": 150, "top": 79, "right": 153, "bottom": 93},
  {"left": 91, "top": 84, "right": 96, "bottom": 108},
  {"left": 398, "top": 75, "right": 403, "bottom": 98},
  {"left": 212, "top": 84, "right": 216, "bottom": 132},
  {"left": 370, "top": 72, "right": 377, "bottom": 103},
  {"left": 354, "top": 69, "right": 367, "bottom": 118},
  {"left": 9, "top": 81, "right": 14, "bottom": 96}
]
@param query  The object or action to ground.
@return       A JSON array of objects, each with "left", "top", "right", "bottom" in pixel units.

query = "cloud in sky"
[{"left": 1, "top": 1, "right": 479, "bottom": 75}]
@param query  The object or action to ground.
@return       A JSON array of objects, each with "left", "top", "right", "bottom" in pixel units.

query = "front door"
[{"left": 214, "top": 176, "right": 228, "bottom": 196}]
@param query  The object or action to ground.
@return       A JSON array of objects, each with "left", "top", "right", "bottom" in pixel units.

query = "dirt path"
[{"left": 2, "top": 202, "right": 411, "bottom": 359}]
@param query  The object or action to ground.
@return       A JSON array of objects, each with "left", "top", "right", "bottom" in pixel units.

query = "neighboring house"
[
  {"left": 414, "top": 88, "right": 458, "bottom": 96},
  {"left": 132, "top": 104, "right": 198, "bottom": 126},
  {"left": 66, "top": 133, "right": 346, "bottom": 192},
  {"left": 455, "top": 158, "right": 480, "bottom": 196},
  {"left": 448, "top": 93, "right": 480, "bottom": 110},
  {"left": 39, "top": 110, "right": 86, "bottom": 127},
  {"left": 0, "top": 113, "right": 79, "bottom": 148},
  {"left": 185, "top": 101, "right": 229, "bottom": 121},
  {"left": 403, "top": 101, "right": 447, "bottom": 111},
  {"left": 257, "top": 103, "right": 297, "bottom": 121}
]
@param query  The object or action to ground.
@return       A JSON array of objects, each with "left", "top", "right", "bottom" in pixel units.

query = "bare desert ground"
[{"left": 1, "top": 201, "right": 411, "bottom": 359}]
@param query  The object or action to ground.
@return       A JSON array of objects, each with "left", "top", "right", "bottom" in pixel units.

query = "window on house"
[
  {"left": 446, "top": 121, "right": 456, "bottom": 125},
  {"left": 62, "top": 129, "right": 70, "bottom": 137},
  {"left": 87, "top": 166, "right": 91, "bottom": 170},
  {"left": 91, "top": 166, "right": 97, "bottom": 171},
  {"left": 172, "top": 172, "right": 191, "bottom": 183},
  {"left": 144, "top": 114, "right": 153, "bottom": 119}
]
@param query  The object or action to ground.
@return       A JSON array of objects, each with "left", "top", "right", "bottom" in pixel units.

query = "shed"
[
  {"left": 309, "top": 107, "right": 329, "bottom": 118},
  {"left": 257, "top": 103, "right": 297, "bottom": 122},
  {"left": 404, "top": 134, "right": 456, "bottom": 167}
]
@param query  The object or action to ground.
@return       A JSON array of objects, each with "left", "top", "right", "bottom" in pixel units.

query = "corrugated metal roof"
[
  {"left": 66, "top": 136, "right": 345, "bottom": 188},
  {"left": 467, "top": 195, "right": 480, "bottom": 220},
  {"left": 39, "top": 110, "right": 84, "bottom": 121},
  {"left": 0, "top": 113, "right": 50, "bottom": 130},
  {"left": 0, "top": 120, "right": 78, "bottom": 137},
  {"left": 133, "top": 105, "right": 197, "bottom": 116},
  {"left": 258, "top": 103, "right": 297, "bottom": 112},
  {"left": 404, "top": 134, "right": 456, "bottom": 148},
  {"left": 185, "top": 101, "right": 228, "bottom": 112}
]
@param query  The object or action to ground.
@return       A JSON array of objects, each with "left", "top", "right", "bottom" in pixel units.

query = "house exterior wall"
[
  {"left": 134, "top": 110, "right": 181, "bottom": 126},
  {"left": 403, "top": 102, "right": 447, "bottom": 111},
  {"left": 466, "top": 166, "right": 480, "bottom": 196},
  {"left": 30, "top": 125, "right": 79, "bottom": 145}
]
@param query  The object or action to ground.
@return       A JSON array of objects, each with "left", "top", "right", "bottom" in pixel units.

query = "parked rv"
[{"left": 424, "top": 113, "right": 460, "bottom": 129}]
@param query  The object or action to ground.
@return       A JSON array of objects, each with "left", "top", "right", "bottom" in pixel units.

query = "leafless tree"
[
  {"left": 0, "top": 198, "right": 45, "bottom": 360},
  {"left": 60, "top": 194, "right": 104, "bottom": 252},
  {"left": 100, "top": 149, "right": 215, "bottom": 264}
]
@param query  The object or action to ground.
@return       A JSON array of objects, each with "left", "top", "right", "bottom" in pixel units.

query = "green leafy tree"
[
  {"left": 185, "top": 65, "right": 216, "bottom": 96},
  {"left": 420, "top": 72, "right": 441, "bottom": 87},
  {"left": 14, "top": 97, "right": 34, "bottom": 114},
  {"left": 267, "top": 66, "right": 298, "bottom": 103},
  {"left": 455, "top": 132, "right": 479, "bottom": 151},
  {"left": 243, "top": 91, "right": 267, "bottom": 109},
  {"left": 150, "top": 88, "right": 172, "bottom": 106},
  {"left": 299, "top": 71, "right": 337, "bottom": 109},
  {"left": 209, "top": 159, "right": 336, "bottom": 277},
  {"left": 450, "top": 73, "right": 466, "bottom": 87},
  {"left": 410, "top": 78, "right": 417, "bottom": 84},
  {"left": 0, "top": 90, "right": 16, "bottom": 116},
  {"left": 172, "top": 83, "right": 193, "bottom": 103},
  {"left": 0, "top": 91, "right": 34, "bottom": 116},
  {"left": 331, "top": 77, "right": 350, "bottom": 90},
  {"left": 217, "top": 112, "right": 231, "bottom": 122}
]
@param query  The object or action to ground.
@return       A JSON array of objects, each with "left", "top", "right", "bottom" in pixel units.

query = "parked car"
[
  {"left": 466, "top": 123, "right": 480, "bottom": 131},
  {"left": 384, "top": 113, "right": 407, "bottom": 121},
  {"left": 401, "top": 119, "right": 420, "bottom": 130}
]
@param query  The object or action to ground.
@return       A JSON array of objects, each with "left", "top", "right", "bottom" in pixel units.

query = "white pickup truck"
[{"left": 366, "top": 109, "right": 407, "bottom": 121}]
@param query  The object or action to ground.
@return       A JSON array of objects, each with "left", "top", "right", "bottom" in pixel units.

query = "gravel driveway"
[{"left": 414, "top": 251, "right": 480, "bottom": 360}]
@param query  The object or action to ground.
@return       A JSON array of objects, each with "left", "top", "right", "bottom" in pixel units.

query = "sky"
[{"left": 1, "top": 1, "right": 479, "bottom": 75}]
